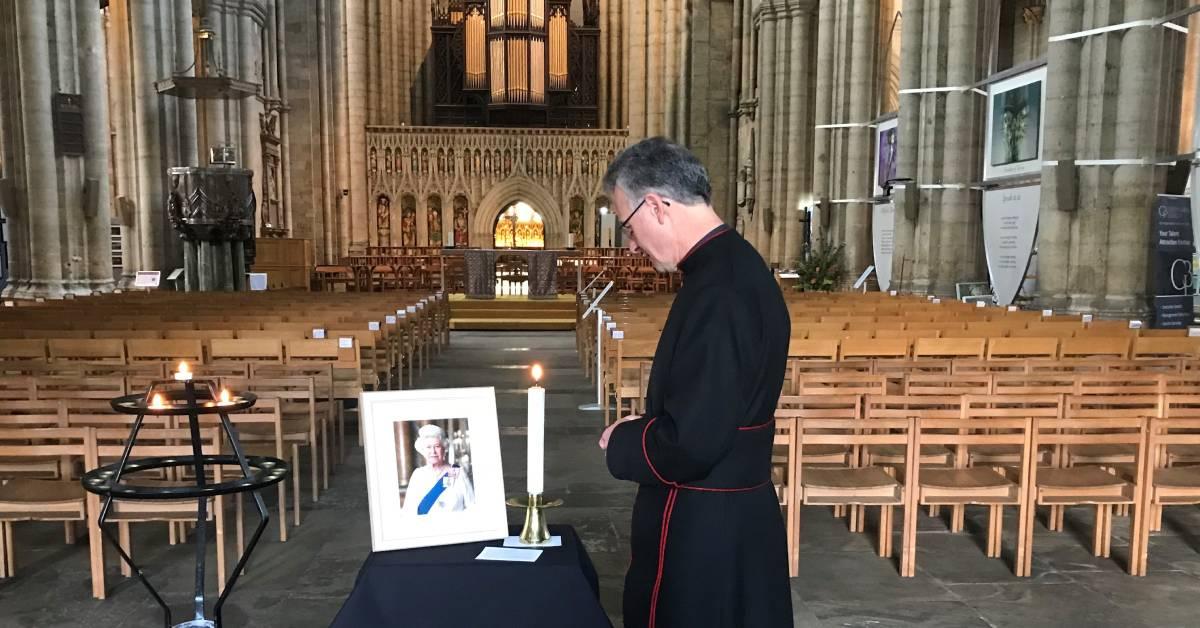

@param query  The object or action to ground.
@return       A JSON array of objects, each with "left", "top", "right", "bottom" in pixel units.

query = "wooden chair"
[
  {"left": 0, "top": 427, "right": 103, "bottom": 597},
  {"left": 1022, "top": 414, "right": 1148, "bottom": 575},
  {"left": 909, "top": 409, "right": 1035, "bottom": 576},
  {"left": 1137, "top": 405, "right": 1200, "bottom": 575},
  {"left": 913, "top": 337, "right": 986, "bottom": 360},
  {"left": 798, "top": 415, "right": 917, "bottom": 575},
  {"left": 1060, "top": 336, "right": 1131, "bottom": 360}
]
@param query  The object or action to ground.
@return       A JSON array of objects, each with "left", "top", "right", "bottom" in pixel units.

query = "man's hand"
[{"left": 599, "top": 414, "right": 641, "bottom": 450}]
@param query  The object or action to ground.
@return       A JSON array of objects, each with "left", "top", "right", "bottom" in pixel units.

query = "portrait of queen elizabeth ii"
[{"left": 400, "top": 423, "right": 476, "bottom": 516}]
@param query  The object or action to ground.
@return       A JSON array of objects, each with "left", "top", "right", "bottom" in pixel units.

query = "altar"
[{"left": 463, "top": 249, "right": 561, "bottom": 299}]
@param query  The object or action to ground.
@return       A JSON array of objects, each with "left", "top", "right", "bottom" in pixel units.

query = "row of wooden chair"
[{"left": 771, "top": 393, "right": 1200, "bottom": 579}]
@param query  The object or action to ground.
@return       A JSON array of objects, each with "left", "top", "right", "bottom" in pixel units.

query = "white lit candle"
[
  {"left": 150, "top": 393, "right": 166, "bottom": 409},
  {"left": 528, "top": 364, "right": 545, "bottom": 495},
  {"left": 218, "top": 388, "right": 232, "bottom": 405},
  {"left": 174, "top": 361, "right": 192, "bottom": 382}
]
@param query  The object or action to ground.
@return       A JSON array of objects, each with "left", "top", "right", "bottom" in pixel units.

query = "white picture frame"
[
  {"left": 360, "top": 387, "right": 507, "bottom": 552},
  {"left": 983, "top": 65, "right": 1047, "bottom": 181}
]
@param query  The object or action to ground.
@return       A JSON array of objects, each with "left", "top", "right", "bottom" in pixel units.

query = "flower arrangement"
[{"left": 793, "top": 241, "right": 847, "bottom": 292}]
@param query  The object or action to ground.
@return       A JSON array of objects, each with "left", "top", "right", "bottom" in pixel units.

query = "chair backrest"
[
  {"left": 1059, "top": 336, "right": 1131, "bottom": 359},
  {"left": 125, "top": 339, "right": 205, "bottom": 365},
  {"left": 904, "top": 373, "right": 991, "bottom": 396},
  {"left": 839, "top": 337, "right": 909, "bottom": 360},
  {"left": 788, "top": 338, "right": 839, "bottom": 361},
  {"left": 1133, "top": 337, "right": 1200, "bottom": 359},
  {"left": 209, "top": 338, "right": 285, "bottom": 364},
  {"left": 913, "top": 337, "right": 985, "bottom": 360},
  {"left": 0, "top": 426, "right": 95, "bottom": 473},
  {"left": 48, "top": 339, "right": 126, "bottom": 364},
  {"left": 0, "top": 339, "right": 48, "bottom": 363},
  {"left": 794, "top": 373, "right": 888, "bottom": 396},
  {"left": 986, "top": 337, "right": 1059, "bottom": 360}
]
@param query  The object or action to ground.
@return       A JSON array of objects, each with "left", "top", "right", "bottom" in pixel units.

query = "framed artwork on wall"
[{"left": 984, "top": 65, "right": 1047, "bottom": 181}]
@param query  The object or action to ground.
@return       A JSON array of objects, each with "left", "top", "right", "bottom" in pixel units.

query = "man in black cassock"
[{"left": 598, "top": 137, "right": 793, "bottom": 628}]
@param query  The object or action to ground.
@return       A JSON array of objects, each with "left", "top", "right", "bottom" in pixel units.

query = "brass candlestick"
[{"left": 506, "top": 493, "right": 563, "bottom": 545}]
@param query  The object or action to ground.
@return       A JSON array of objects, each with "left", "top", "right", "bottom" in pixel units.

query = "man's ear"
[{"left": 648, "top": 193, "right": 669, "bottom": 224}]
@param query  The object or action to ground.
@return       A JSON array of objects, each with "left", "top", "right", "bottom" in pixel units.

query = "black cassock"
[{"left": 606, "top": 226, "right": 793, "bottom": 628}]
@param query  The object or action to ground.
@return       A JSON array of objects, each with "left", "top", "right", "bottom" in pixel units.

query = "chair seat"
[
  {"left": 1037, "top": 467, "right": 1132, "bottom": 503},
  {"left": 800, "top": 466, "right": 904, "bottom": 505},
  {"left": 1167, "top": 444, "right": 1200, "bottom": 463},
  {"left": 1154, "top": 466, "right": 1200, "bottom": 490},
  {"left": 0, "top": 478, "right": 84, "bottom": 504},
  {"left": 919, "top": 467, "right": 1019, "bottom": 504}
]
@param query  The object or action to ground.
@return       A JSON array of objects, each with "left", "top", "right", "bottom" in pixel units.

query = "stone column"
[
  {"left": 106, "top": 0, "right": 139, "bottom": 283},
  {"left": 79, "top": 0, "right": 115, "bottom": 293},
  {"left": 810, "top": 0, "right": 834, "bottom": 245},
  {"left": 890, "top": 0, "right": 923, "bottom": 292},
  {"left": 333, "top": 0, "right": 350, "bottom": 255},
  {"left": 780, "top": 3, "right": 815, "bottom": 266},
  {"left": 275, "top": 0, "right": 294, "bottom": 234},
  {"left": 347, "top": 0, "right": 369, "bottom": 249},
  {"left": 14, "top": 0, "right": 63, "bottom": 295},
  {"left": 1034, "top": 0, "right": 1083, "bottom": 310},
  {"left": 754, "top": 8, "right": 777, "bottom": 254},
  {"left": 174, "top": 0, "right": 199, "bottom": 168},
  {"left": 130, "top": 0, "right": 168, "bottom": 277},
  {"left": 239, "top": 7, "right": 265, "bottom": 238},
  {"left": 1103, "top": 1, "right": 1178, "bottom": 316},
  {"left": 627, "top": 0, "right": 647, "bottom": 136},
  {"left": 930, "top": 0, "right": 985, "bottom": 295}
]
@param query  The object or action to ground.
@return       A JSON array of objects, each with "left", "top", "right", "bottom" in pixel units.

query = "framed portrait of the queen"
[{"left": 360, "top": 387, "right": 507, "bottom": 551}]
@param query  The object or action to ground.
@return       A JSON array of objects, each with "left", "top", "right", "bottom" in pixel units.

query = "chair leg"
[
  {"left": 951, "top": 504, "right": 965, "bottom": 533},
  {"left": 311, "top": 440, "right": 319, "bottom": 503},
  {"left": 901, "top": 501, "right": 918, "bottom": 577},
  {"left": 278, "top": 481, "right": 289, "bottom": 542},
  {"left": 118, "top": 523, "right": 132, "bottom": 578},
  {"left": 1102, "top": 505, "right": 1113, "bottom": 558},
  {"left": 88, "top": 513, "right": 106, "bottom": 599},
  {"left": 64, "top": 521, "right": 76, "bottom": 544},
  {"left": 1017, "top": 500, "right": 1035, "bottom": 577},
  {"left": 293, "top": 444, "right": 302, "bottom": 526},
  {"left": 987, "top": 504, "right": 1002, "bottom": 558},
  {"left": 322, "top": 420, "right": 331, "bottom": 491},
  {"left": 1093, "top": 505, "right": 1106, "bottom": 557},
  {"left": 879, "top": 505, "right": 893, "bottom": 558},
  {"left": 0, "top": 521, "right": 11, "bottom": 578}
]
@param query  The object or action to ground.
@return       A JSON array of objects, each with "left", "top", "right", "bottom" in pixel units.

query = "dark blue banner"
[{"left": 1149, "top": 195, "right": 1194, "bottom": 328}]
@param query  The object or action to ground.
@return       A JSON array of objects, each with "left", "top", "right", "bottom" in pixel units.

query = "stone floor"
[{"left": 4, "top": 331, "right": 1200, "bottom": 626}]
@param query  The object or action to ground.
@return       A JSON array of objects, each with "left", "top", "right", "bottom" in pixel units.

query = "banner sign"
[
  {"left": 982, "top": 185, "right": 1040, "bottom": 306},
  {"left": 983, "top": 66, "right": 1047, "bottom": 181},
  {"left": 871, "top": 202, "right": 895, "bottom": 292},
  {"left": 1149, "top": 194, "right": 1193, "bottom": 328}
]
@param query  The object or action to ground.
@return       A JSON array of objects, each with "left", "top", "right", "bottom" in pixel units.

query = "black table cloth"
[
  {"left": 462, "top": 249, "right": 560, "bottom": 299},
  {"left": 329, "top": 525, "right": 612, "bottom": 628}
]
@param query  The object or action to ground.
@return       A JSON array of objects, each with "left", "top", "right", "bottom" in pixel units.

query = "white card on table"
[
  {"left": 931, "top": 298, "right": 941, "bottom": 304},
  {"left": 613, "top": 330, "right": 624, "bottom": 339},
  {"left": 338, "top": 337, "right": 354, "bottom": 349},
  {"left": 1189, "top": 328, "right": 1200, "bottom": 337},
  {"left": 503, "top": 536, "right": 562, "bottom": 549},
  {"left": 476, "top": 547, "right": 542, "bottom": 563},
  {"left": 1042, "top": 309, "right": 1053, "bottom": 317},
  {"left": 407, "top": 306, "right": 417, "bottom": 313},
  {"left": 889, "top": 290, "right": 898, "bottom": 296},
  {"left": 1129, "top": 320, "right": 1143, "bottom": 329},
  {"left": 1008, "top": 305, "right": 1018, "bottom": 312},
  {"left": 368, "top": 321, "right": 380, "bottom": 331},
  {"left": 976, "top": 301, "right": 986, "bottom": 308},
  {"left": 312, "top": 328, "right": 326, "bottom": 339},
  {"left": 1082, "top": 314, "right": 1093, "bottom": 324},
  {"left": 386, "top": 315, "right": 397, "bottom": 324},
  {"left": 607, "top": 322, "right": 617, "bottom": 330}
]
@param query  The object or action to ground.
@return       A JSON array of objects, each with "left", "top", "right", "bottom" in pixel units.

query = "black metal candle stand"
[{"left": 81, "top": 379, "right": 289, "bottom": 628}]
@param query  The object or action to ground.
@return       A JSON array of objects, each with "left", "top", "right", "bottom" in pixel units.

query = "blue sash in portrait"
[{"left": 416, "top": 469, "right": 453, "bottom": 515}]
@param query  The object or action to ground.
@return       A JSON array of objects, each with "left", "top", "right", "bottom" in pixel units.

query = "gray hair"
[
  {"left": 602, "top": 137, "right": 712, "bottom": 206},
  {"left": 414, "top": 424, "right": 448, "bottom": 455}
]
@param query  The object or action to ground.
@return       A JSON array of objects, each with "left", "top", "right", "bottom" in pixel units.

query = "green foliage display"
[{"left": 793, "top": 241, "right": 847, "bottom": 292}]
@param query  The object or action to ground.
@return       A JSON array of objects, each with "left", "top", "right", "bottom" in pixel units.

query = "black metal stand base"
[{"left": 82, "top": 382, "right": 289, "bottom": 628}]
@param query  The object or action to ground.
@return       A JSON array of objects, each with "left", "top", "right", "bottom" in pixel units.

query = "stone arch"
[{"left": 472, "top": 176, "right": 565, "bottom": 248}]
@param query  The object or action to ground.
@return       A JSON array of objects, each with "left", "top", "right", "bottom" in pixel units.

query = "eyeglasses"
[
  {"left": 620, "top": 198, "right": 669, "bottom": 237},
  {"left": 620, "top": 198, "right": 646, "bottom": 236}
]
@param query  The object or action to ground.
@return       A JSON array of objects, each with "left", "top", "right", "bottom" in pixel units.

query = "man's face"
[
  {"left": 613, "top": 187, "right": 676, "bottom": 273},
  {"left": 421, "top": 439, "right": 446, "bottom": 466}
]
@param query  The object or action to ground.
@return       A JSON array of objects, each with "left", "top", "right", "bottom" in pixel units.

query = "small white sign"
[
  {"left": 927, "top": 295, "right": 935, "bottom": 301},
  {"left": 417, "top": 302, "right": 425, "bottom": 310},
  {"left": 3, "top": 301, "right": 13, "bottom": 307},
  {"left": 134, "top": 270, "right": 161, "bottom": 288},
  {"left": 889, "top": 290, "right": 898, "bottom": 297},
  {"left": 313, "top": 328, "right": 326, "bottom": 339},
  {"left": 607, "top": 322, "right": 617, "bottom": 330},
  {"left": 476, "top": 547, "right": 542, "bottom": 563},
  {"left": 778, "top": 272, "right": 800, "bottom": 279},
  {"left": 398, "top": 311, "right": 407, "bottom": 318},
  {"left": 338, "top": 337, "right": 354, "bottom": 349},
  {"left": 167, "top": 268, "right": 185, "bottom": 281},
  {"left": 613, "top": 331, "right": 625, "bottom": 339},
  {"left": 407, "top": 306, "right": 417, "bottom": 313},
  {"left": 1129, "top": 320, "right": 1143, "bottom": 329},
  {"left": 248, "top": 273, "right": 268, "bottom": 291},
  {"left": 932, "top": 298, "right": 941, "bottom": 304},
  {"left": 34, "top": 297, "right": 44, "bottom": 303},
  {"left": 976, "top": 301, "right": 986, "bottom": 308},
  {"left": 386, "top": 315, "right": 397, "bottom": 324},
  {"left": 1042, "top": 309, "right": 1053, "bottom": 317},
  {"left": 368, "top": 321, "right": 381, "bottom": 331},
  {"left": 1008, "top": 305, "right": 1019, "bottom": 312},
  {"left": 1189, "top": 327, "right": 1200, "bottom": 337},
  {"left": 1082, "top": 314, "right": 1094, "bottom": 324}
]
